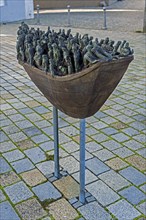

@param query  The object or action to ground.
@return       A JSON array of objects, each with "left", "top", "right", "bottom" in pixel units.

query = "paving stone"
[
  {"left": 119, "top": 186, "right": 146, "bottom": 205},
  {"left": 2, "top": 124, "right": 20, "bottom": 135},
  {"left": 15, "top": 198, "right": 47, "bottom": 220},
  {"left": 0, "top": 201, "right": 20, "bottom": 220},
  {"left": 86, "top": 126, "right": 99, "bottom": 136},
  {"left": 140, "top": 184, "right": 146, "bottom": 193},
  {"left": 85, "top": 141, "right": 103, "bottom": 153},
  {"left": 121, "top": 127, "right": 139, "bottom": 136},
  {"left": 40, "top": 141, "right": 54, "bottom": 151},
  {"left": 49, "top": 198, "right": 78, "bottom": 220},
  {"left": 93, "top": 149, "right": 115, "bottom": 161},
  {"left": 31, "top": 134, "right": 50, "bottom": 144},
  {"left": 101, "top": 116, "right": 118, "bottom": 124},
  {"left": 24, "top": 147, "right": 46, "bottom": 164},
  {"left": 20, "top": 168, "right": 47, "bottom": 186},
  {"left": 62, "top": 141, "right": 79, "bottom": 153},
  {"left": 54, "top": 176, "right": 79, "bottom": 199},
  {"left": 11, "top": 158, "right": 35, "bottom": 173},
  {"left": 3, "top": 149, "right": 25, "bottom": 162},
  {"left": 86, "top": 195, "right": 96, "bottom": 203},
  {"left": 86, "top": 157, "right": 110, "bottom": 176},
  {"left": 61, "top": 125, "right": 79, "bottom": 136},
  {"left": 35, "top": 120, "right": 51, "bottom": 128},
  {"left": 23, "top": 126, "right": 42, "bottom": 137},
  {"left": 0, "top": 141, "right": 16, "bottom": 153},
  {"left": 0, "top": 171, "right": 20, "bottom": 186},
  {"left": 72, "top": 150, "right": 93, "bottom": 161},
  {"left": 133, "top": 134, "right": 146, "bottom": 143},
  {"left": 78, "top": 201, "right": 111, "bottom": 220},
  {"left": 4, "top": 181, "right": 33, "bottom": 204},
  {"left": 41, "top": 126, "right": 54, "bottom": 136},
  {"left": 0, "top": 157, "right": 12, "bottom": 174},
  {"left": 72, "top": 169, "right": 97, "bottom": 185},
  {"left": 0, "top": 189, "right": 6, "bottom": 202},
  {"left": 60, "top": 156, "right": 79, "bottom": 174},
  {"left": 101, "top": 127, "right": 118, "bottom": 135},
  {"left": 86, "top": 180, "right": 120, "bottom": 206},
  {"left": 108, "top": 199, "right": 141, "bottom": 220},
  {"left": 16, "top": 139, "right": 34, "bottom": 150},
  {"left": 99, "top": 170, "right": 130, "bottom": 191},
  {"left": 32, "top": 181, "right": 62, "bottom": 202},
  {"left": 36, "top": 161, "right": 54, "bottom": 177},
  {"left": 119, "top": 167, "right": 146, "bottom": 186},
  {"left": 33, "top": 105, "right": 49, "bottom": 114},
  {"left": 136, "top": 148, "right": 146, "bottom": 159},
  {"left": 124, "top": 139, "right": 144, "bottom": 150},
  {"left": 136, "top": 201, "right": 146, "bottom": 215},
  {"left": 111, "top": 133, "right": 130, "bottom": 142},
  {"left": 92, "top": 121, "right": 108, "bottom": 129},
  {"left": 125, "top": 154, "right": 146, "bottom": 171},
  {"left": 106, "top": 157, "right": 128, "bottom": 170},
  {"left": 0, "top": 131, "right": 9, "bottom": 142},
  {"left": 129, "top": 121, "right": 145, "bottom": 132},
  {"left": 92, "top": 133, "right": 109, "bottom": 142},
  {"left": 102, "top": 140, "right": 122, "bottom": 151},
  {"left": 113, "top": 147, "right": 134, "bottom": 158},
  {"left": 9, "top": 131, "right": 28, "bottom": 142}
]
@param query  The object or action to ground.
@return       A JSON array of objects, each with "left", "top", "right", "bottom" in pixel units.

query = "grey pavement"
[{"left": 0, "top": 0, "right": 146, "bottom": 219}]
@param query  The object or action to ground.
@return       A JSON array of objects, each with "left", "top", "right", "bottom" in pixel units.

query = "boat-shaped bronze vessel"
[{"left": 22, "top": 56, "right": 133, "bottom": 119}]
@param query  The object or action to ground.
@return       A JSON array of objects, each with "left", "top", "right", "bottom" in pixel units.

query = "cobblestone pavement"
[{"left": 0, "top": 0, "right": 146, "bottom": 219}]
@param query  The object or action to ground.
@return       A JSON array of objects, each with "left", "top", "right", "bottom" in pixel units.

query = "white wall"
[{"left": 0, "top": 0, "right": 34, "bottom": 23}]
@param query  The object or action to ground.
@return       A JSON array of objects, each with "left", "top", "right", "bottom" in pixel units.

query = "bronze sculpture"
[{"left": 17, "top": 23, "right": 134, "bottom": 78}]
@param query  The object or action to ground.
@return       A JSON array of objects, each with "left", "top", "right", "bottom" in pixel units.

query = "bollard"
[
  {"left": 67, "top": 5, "right": 71, "bottom": 27},
  {"left": 36, "top": 4, "right": 40, "bottom": 24},
  {"left": 103, "top": 6, "right": 107, "bottom": 30}
]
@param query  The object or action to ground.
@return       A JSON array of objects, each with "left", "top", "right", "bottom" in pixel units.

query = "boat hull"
[{"left": 23, "top": 56, "right": 133, "bottom": 118}]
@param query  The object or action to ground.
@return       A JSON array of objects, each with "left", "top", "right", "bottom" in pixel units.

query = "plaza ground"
[{"left": 0, "top": 0, "right": 145, "bottom": 219}]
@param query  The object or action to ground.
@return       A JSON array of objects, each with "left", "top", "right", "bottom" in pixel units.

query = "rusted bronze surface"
[{"left": 23, "top": 55, "right": 133, "bottom": 119}]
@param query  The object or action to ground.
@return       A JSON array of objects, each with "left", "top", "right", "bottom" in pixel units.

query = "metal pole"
[
  {"left": 53, "top": 106, "right": 60, "bottom": 178},
  {"left": 36, "top": 4, "right": 40, "bottom": 24},
  {"left": 67, "top": 5, "right": 71, "bottom": 27},
  {"left": 103, "top": 6, "right": 107, "bottom": 30},
  {"left": 79, "top": 119, "right": 86, "bottom": 204}
]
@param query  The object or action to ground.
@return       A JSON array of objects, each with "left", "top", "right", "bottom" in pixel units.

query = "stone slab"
[
  {"left": 16, "top": 198, "right": 47, "bottom": 220},
  {"left": 106, "top": 157, "right": 128, "bottom": 170},
  {"left": 20, "top": 168, "right": 47, "bottom": 186},
  {"left": 72, "top": 169, "right": 97, "bottom": 185},
  {"left": 119, "top": 167, "right": 146, "bottom": 186},
  {"left": 136, "top": 201, "right": 146, "bottom": 215},
  {"left": 86, "top": 157, "right": 110, "bottom": 176},
  {"left": 4, "top": 181, "right": 33, "bottom": 204},
  {"left": 48, "top": 198, "right": 78, "bottom": 220},
  {"left": 0, "top": 171, "right": 20, "bottom": 186},
  {"left": 0, "top": 157, "right": 12, "bottom": 174},
  {"left": 0, "top": 201, "right": 20, "bottom": 220},
  {"left": 86, "top": 180, "right": 120, "bottom": 206},
  {"left": 119, "top": 186, "right": 146, "bottom": 205},
  {"left": 99, "top": 170, "right": 130, "bottom": 191},
  {"left": 93, "top": 149, "right": 115, "bottom": 161},
  {"left": 3, "top": 149, "right": 25, "bottom": 162},
  {"left": 125, "top": 154, "right": 146, "bottom": 171},
  {"left": 32, "top": 181, "right": 62, "bottom": 202},
  {"left": 53, "top": 176, "right": 79, "bottom": 199},
  {"left": 108, "top": 199, "right": 141, "bottom": 220},
  {"left": 24, "top": 147, "right": 46, "bottom": 164},
  {"left": 60, "top": 156, "right": 79, "bottom": 174},
  {"left": 11, "top": 158, "right": 35, "bottom": 173},
  {"left": 36, "top": 161, "right": 54, "bottom": 178},
  {"left": 78, "top": 201, "right": 111, "bottom": 220}
]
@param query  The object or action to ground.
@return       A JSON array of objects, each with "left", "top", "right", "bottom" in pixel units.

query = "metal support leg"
[
  {"left": 53, "top": 106, "right": 60, "bottom": 178},
  {"left": 79, "top": 119, "right": 86, "bottom": 204}
]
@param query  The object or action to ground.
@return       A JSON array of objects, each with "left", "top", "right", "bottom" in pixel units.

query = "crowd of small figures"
[{"left": 17, "top": 22, "right": 134, "bottom": 76}]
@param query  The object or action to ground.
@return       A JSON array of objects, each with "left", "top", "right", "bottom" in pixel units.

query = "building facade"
[{"left": 0, "top": 0, "right": 34, "bottom": 23}]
